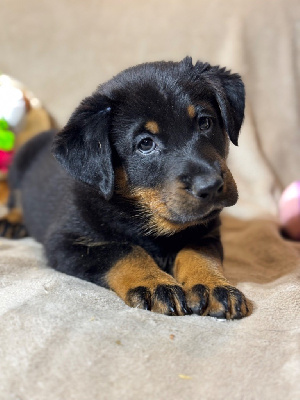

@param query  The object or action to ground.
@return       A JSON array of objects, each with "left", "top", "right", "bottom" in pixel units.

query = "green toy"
[{"left": 0, "top": 118, "right": 15, "bottom": 151}]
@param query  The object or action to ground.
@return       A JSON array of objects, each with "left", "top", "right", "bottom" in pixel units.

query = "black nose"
[{"left": 188, "top": 174, "right": 224, "bottom": 201}]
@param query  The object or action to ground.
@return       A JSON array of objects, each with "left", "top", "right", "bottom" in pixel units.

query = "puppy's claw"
[
  {"left": 126, "top": 284, "right": 190, "bottom": 316},
  {"left": 0, "top": 218, "right": 28, "bottom": 239},
  {"left": 186, "top": 284, "right": 250, "bottom": 320},
  {"left": 127, "top": 286, "right": 152, "bottom": 310},
  {"left": 186, "top": 284, "right": 209, "bottom": 315}
]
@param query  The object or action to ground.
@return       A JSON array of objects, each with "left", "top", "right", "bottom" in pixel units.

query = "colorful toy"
[
  {"left": 0, "top": 75, "right": 26, "bottom": 131},
  {"left": 0, "top": 119, "right": 15, "bottom": 173},
  {"left": 0, "top": 119, "right": 15, "bottom": 150},
  {"left": 0, "top": 73, "right": 52, "bottom": 181},
  {"left": 0, "top": 74, "right": 27, "bottom": 175},
  {"left": 279, "top": 181, "right": 300, "bottom": 241}
]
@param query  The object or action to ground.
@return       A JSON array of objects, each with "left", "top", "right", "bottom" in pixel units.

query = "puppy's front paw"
[
  {"left": 126, "top": 284, "right": 191, "bottom": 316},
  {"left": 0, "top": 214, "right": 28, "bottom": 239},
  {"left": 186, "top": 284, "right": 250, "bottom": 319}
]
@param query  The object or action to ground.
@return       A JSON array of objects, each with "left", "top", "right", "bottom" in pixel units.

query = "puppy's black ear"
[
  {"left": 52, "top": 92, "right": 114, "bottom": 200},
  {"left": 201, "top": 65, "right": 245, "bottom": 146}
]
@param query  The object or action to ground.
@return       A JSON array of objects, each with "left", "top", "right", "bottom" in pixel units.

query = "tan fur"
[
  {"left": 187, "top": 105, "right": 196, "bottom": 119},
  {"left": 106, "top": 246, "right": 184, "bottom": 314},
  {"left": 0, "top": 207, "right": 27, "bottom": 239},
  {"left": 115, "top": 171, "right": 194, "bottom": 235},
  {"left": 0, "top": 181, "right": 9, "bottom": 205},
  {"left": 127, "top": 187, "right": 195, "bottom": 235},
  {"left": 114, "top": 167, "right": 129, "bottom": 195},
  {"left": 3, "top": 208, "right": 24, "bottom": 225},
  {"left": 106, "top": 246, "right": 176, "bottom": 296},
  {"left": 115, "top": 162, "right": 236, "bottom": 236},
  {"left": 145, "top": 120, "right": 159, "bottom": 134},
  {"left": 174, "top": 246, "right": 227, "bottom": 288},
  {"left": 174, "top": 246, "right": 250, "bottom": 317}
]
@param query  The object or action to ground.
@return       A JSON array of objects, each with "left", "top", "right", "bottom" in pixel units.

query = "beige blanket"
[{"left": 1, "top": 0, "right": 300, "bottom": 399}]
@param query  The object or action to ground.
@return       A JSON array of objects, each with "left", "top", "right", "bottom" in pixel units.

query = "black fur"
[{"left": 3, "top": 57, "right": 246, "bottom": 317}]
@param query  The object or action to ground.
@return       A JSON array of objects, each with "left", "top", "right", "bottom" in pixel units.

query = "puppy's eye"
[
  {"left": 137, "top": 138, "right": 156, "bottom": 154},
  {"left": 198, "top": 117, "right": 211, "bottom": 131}
]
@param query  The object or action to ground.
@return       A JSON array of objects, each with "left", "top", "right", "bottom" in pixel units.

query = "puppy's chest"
[
  {"left": 133, "top": 233, "right": 194, "bottom": 274},
  {"left": 140, "top": 239, "right": 178, "bottom": 273},
  {"left": 133, "top": 221, "right": 221, "bottom": 274}
]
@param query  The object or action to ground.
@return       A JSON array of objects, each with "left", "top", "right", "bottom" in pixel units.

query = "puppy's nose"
[{"left": 190, "top": 175, "right": 224, "bottom": 201}]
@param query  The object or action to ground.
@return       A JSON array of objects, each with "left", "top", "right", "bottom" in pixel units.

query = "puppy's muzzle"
[
  {"left": 187, "top": 174, "right": 224, "bottom": 202},
  {"left": 180, "top": 171, "right": 224, "bottom": 203}
]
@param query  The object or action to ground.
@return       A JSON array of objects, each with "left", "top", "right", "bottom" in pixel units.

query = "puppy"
[{"left": 0, "top": 57, "right": 249, "bottom": 318}]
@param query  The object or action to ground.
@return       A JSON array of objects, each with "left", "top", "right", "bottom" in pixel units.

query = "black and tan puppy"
[{"left": 0, "top": 57, "right": 250, "bottom": 319}]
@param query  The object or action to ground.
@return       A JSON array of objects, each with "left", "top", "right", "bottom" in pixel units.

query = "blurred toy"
[
  {"left": 279, "top": 181, "right": 300, "bottom": 241},
  {"left": 0, "top": 74, "right": 53, "bottom": 158},
  {"left": 0, "top": 74, "right": 28, "bottom": 176},
  {"left": 0, "top": 119, "right": 15, "bottom": 150},
  {"left": 0, "top": 76, "right": 27, "bottom": 131},
  {"left": 0, "top": 119, "right": 15, "bottom": 173},
  {"left": 0, "top": 73, "right": 53, "bottom": 207}
]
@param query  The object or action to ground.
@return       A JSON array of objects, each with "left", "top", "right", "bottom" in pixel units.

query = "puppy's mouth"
[
  {"left": 165, "top": 206, "right": 222, "bottom": 225},
  {"left": 121, "top": 184, "right": 223, "bottom": 235},
  {"left": 160, "top": 184, "right": 224, "bottom": 224},
  {"left": 143, "top": 198, "right": 222, "bottom": 234},
  {"left": 197, "top": 208, "right": 222, "bottom": 222},
  {"left": 143, "top": 206, "right": 222, "bottom": 236}
]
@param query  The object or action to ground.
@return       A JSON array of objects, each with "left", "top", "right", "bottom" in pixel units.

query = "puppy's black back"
[{"left": 9, "top": 131, "right": 74, "bottom": 243}]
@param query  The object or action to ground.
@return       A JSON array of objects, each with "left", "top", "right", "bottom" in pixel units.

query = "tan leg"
[
  {"left": 0, "top": 181, "right": 9, "bottom": 205},
  {"left": 0, "top": 206, "right": 28, "bottom": 239},
  {"left": 174, "top": 244, "right": 250, "bottom": 319},
  {"left": 106, "top": 245, "right": 189, "bottom": 315},
  {"left": 0, "top": 189, "right": 27, "bottom": 239}
]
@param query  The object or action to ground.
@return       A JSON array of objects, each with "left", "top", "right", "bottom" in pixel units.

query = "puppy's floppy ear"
[
  {"left": 201, "top": 65, "right": 245, "bottom": 146},
  {"left": 52, "top": 92, "right": 114, "bottom": 200}
]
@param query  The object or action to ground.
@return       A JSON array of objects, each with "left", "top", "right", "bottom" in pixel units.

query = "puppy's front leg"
[
  {"left": 106, "top": 246, "right": 189, "bottom": 316},
  {"left": 46, "top": 234, "right": 189, "bottom": 315},
  {"left": 174, "top": 241, "right": 250, "bottom": 319}
]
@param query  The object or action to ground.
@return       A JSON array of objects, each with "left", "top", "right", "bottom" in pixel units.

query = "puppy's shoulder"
[{"left": 9, "top": 130, "right": 56, "bottom": 188}]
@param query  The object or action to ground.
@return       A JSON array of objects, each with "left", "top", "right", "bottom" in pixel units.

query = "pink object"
[
  {"left": 0, "top": 149, "right": 14, "bottom": 173},
  {"left": 279, "top": 181, "right": 300, "bottom": 241}
]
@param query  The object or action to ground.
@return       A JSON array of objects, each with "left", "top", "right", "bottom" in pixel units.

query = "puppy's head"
[{"left": 53, "top": 57, "right": 245, "bottom": 235}]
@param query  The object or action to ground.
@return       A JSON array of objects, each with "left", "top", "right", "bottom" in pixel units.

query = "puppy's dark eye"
[
  {"left": 198, "top": 117, "right": 211, "bottom": 131},
  {"left": 137, "top": 138, "right": 156, "bottom": 154}
]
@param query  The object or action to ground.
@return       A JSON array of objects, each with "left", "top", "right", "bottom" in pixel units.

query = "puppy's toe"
[
  {"left": 0, "top": 208, "right": 27, "bottom": 239},
  {"left": 126, "top": 286, "right": 152, "bottom": 310},
  {"left": 186, "top": 284, "right": 250, "bottom": 319},
  {"left": 0, "top": 218, "right": 28, "bottom": 239},
  {"left": 185, "top": 284, "right": 209, "bottom": 315},
  {"left": 152, "top": 284, "right": 191, "bottom": 316},
  {"left": 126, "top": 284, "right": 191, "bottom": 316},
  {"left": 209, "top": 286, "right": 250, "bottom": 319}
]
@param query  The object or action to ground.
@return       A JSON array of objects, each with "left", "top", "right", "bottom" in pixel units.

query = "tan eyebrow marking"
[
  {"left": 187, "top": 105, "right": 196, "bottom": 119},
  {"left": 145, "top": 120, "right": 159, "bottom": 134}
]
